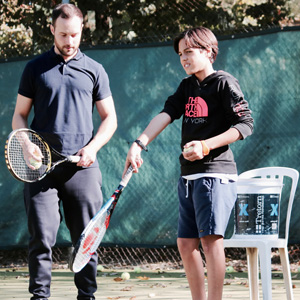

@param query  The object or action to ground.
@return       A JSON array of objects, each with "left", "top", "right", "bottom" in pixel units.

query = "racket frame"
[
  {"left": 70, "top": 166, "right": 134, "bottom": 273},
  {"left": 5, "top": 128, "right": 80, "bottom": 183}
]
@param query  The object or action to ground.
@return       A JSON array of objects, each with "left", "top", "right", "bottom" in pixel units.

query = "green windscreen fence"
[{"left": 0, "top": 28, "right": 299, "bottom": 249}]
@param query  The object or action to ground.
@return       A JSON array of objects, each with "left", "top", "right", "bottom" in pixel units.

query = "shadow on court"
[{"left": 0, "top": 267, "right": 299, "bottom": 300}]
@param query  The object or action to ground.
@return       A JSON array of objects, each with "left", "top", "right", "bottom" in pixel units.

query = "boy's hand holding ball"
[{"left": 183, "top": 146, "right": 194, "bottom": 153}]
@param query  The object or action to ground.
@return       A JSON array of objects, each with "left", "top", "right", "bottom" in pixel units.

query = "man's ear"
[{"left": 50, "top": 24, "right": 55, "bottom": 35}]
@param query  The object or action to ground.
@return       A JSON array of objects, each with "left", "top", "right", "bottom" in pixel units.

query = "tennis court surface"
[{"left": 1, "top": 266, "right": 299, "bottom": 300}]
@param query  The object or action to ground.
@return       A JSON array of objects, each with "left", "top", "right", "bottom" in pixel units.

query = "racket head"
[
  {"left": 5, "top": 129, "right": 52, "bottom": 182},
  {"left": 70, "top": 166, "right": 133, "bottom": 273},
  {"left": 70, "top": 197, "right": 115, "bottom": 273}
]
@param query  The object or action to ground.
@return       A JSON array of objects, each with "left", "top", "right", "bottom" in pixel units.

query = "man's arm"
[
  {"left": 76, "top": 95, "right": 117, "bottom": 167},
  {"left": 12, "top": 94, "right": 33, "bottom": 130},
  {"left": 11, "top": 94, "right": 43, "bottom": 168}
]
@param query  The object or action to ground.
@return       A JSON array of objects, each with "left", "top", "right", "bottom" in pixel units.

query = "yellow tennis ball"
[
  {"left": 226, "top": 266, "right": 234, "bottom": 273},
  {"left": 29, "top": 158, "right": 42, "bottom": 170},
  {"left": 97, "top": 265, "right": 105, "bottom": 272},
  {"left": 183, "top": 146, "right": 194, "bottom": 153},
  {"left": 134, "top": 267, "right": 141, "bottom": 273},
  {"left": 121, "top": 272, "right": 130, "bottom": 280}
]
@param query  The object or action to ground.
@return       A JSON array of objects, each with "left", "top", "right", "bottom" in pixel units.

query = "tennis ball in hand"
[
  {"left": 183, "top": 146, "right": 194, "bottom": 153},
  {"left": 121, "top": 272, "right": 130, "bottom": 280},
  {"left": 29, "top": 158, "right": 42, "bottom": 170}
]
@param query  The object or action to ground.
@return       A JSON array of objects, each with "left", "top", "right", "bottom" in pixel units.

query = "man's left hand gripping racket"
[{"left": 70, "top": 165, "right": 134, "bottom": 273}]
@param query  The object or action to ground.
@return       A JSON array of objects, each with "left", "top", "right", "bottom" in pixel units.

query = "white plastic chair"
[{"left": 224, "top": 167, "right": 299, "bottom": 300}]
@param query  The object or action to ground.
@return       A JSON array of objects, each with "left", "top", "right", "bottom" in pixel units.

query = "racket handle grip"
[
  {"left": 67, "top": 155, "right": 81, "bottom": 163},
  {"left": 120, "top": 165, "right": 134, "bottom": 187}
]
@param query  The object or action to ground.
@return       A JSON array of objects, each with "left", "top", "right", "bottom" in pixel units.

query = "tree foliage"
[{"left": 0, "top": 0, "right": 298, "bottom": 59}]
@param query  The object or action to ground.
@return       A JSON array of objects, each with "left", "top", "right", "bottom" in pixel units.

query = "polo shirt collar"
[
  {"left": 72, "top": 48, "right": 83, "bottom": 61},
  {"left": 49, "top": 46, "right": 83, "bottom": 62}
]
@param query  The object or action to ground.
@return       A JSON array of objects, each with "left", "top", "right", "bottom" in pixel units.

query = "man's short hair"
[{"left": 52, "top": 3, "right": 83, "bottom": 26}]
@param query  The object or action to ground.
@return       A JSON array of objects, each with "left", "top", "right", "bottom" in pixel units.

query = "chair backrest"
[{"left": 238, "top": 167, "right": 299, "bottom": 241}]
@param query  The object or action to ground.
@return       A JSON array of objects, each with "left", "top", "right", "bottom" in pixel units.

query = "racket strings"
[
  {"left": 7, "top": 131, "right": 51, "bottom": 182},
  {"left": 72, "top": 212, "right": 107, "bottom": 272}
]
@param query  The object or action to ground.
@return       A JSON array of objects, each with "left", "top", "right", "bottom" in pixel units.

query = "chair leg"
[
  {"left": 246, "top": 248, "right": 259, "bottom": 300},
  {"left": 279, "top": 247, "right": 294, "bottom": 300},
  {"left": 258, "top": 245, "right": 273, "bottom": 300}
]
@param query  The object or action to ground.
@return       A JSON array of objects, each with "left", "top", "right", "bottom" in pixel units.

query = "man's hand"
[{"left": 76, "top": 146, "right": 96, "bottom": 167}]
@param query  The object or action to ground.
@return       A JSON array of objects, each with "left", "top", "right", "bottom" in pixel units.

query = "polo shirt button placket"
[{"left": 62, "top": 63, "right": 66, "bottom": 75}]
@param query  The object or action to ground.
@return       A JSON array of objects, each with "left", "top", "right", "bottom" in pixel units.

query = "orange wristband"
[{"left": 200, "top": 140, "right": 210, "bottom": 156}]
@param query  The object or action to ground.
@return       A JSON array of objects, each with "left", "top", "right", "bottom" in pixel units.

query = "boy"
[{"left": 123, "top": 27, "right": 253, "bottom": 300}]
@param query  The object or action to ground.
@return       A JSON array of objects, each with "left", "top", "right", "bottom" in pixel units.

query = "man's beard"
[
  {"left": 54, "top": 35, "right": 80, "bottom": 59},
  {"left": 56, "top": 44, "right": 78, "bottom": 58}
]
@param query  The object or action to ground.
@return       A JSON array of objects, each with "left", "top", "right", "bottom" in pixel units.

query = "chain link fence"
[
  {"left": 1, "top": 245, "right": 300, "bottom": 273},
  {"left": 1, "top": 0, "right": 300, "bottom": 272}
]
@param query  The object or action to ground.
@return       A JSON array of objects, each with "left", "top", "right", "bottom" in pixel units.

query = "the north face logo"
[{"left": 185, "top": 97, "right": 208, "bottom": 118}]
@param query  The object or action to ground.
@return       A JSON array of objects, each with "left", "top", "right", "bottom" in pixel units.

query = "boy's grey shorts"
[{"left": 177, "top": 176, "right": 237, "bottom": 238}]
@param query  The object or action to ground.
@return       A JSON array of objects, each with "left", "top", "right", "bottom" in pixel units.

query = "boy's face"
[
  {"left": 50, "top": 16, "right": 83, "bottom": 61},
  {"left": 178, "top": 39, "right": 212, "bottom": 79}
]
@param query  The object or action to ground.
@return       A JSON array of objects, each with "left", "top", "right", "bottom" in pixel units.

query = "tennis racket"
[
  {"left": 70, "top": 165, "right": 134, "bottom": 273},
  {"left": 5, "top": 128, "right": 80, "bottom": 183}
]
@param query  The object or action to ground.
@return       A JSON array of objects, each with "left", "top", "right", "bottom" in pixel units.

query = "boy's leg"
[
  {"left": 177, "top": 177, "right": 235, "bottom": 300},
  {"left": 201, "top": 235, "right": 225, "bottom": 300},
  {"left": 177, "top": 237, "right": 207, "bottom": 300}
]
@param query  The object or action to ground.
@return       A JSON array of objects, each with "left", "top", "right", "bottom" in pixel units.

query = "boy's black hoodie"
[{"left": 161, "top": 70, "right": 254, "bottom": 176}]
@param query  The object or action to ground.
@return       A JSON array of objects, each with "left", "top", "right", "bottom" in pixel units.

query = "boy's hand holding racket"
[{"left": 123, "top": 139, "right": 147, "bottom": 176}]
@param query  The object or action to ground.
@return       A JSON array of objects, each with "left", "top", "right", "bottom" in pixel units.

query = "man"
[{"left": 12, "top": 4, "right": 117, "bottom": 300}]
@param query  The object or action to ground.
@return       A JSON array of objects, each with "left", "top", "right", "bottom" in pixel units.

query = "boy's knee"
[
  {"left": 177, "top": 238, "right": 200, "bottom": 255},
  {"left": 200, "top": 235, "right": 224, "bottom": 255}
]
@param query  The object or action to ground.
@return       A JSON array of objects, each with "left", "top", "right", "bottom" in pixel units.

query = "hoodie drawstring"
[{"left": 185, "top": 179, "right": 189, "bottom": 198}]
